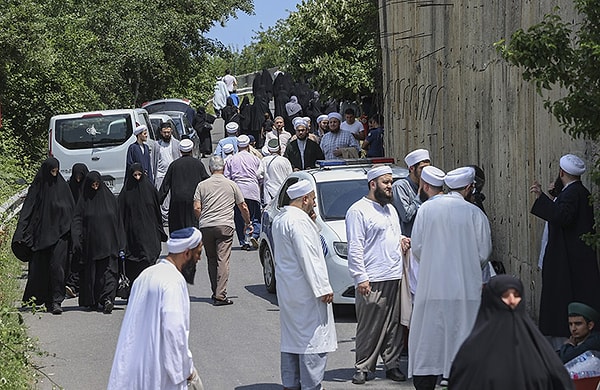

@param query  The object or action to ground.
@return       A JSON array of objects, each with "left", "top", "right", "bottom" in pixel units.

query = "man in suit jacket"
[
  {"left": 284, "top": 118, "right": 324, "bottom": 171},
  {"left": 126, "top": 125, "right": 154, "bottom": 184}
]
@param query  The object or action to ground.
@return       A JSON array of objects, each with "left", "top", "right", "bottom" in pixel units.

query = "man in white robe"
[
  {"left": 258, "top": 139, "right": 292, "bottom": 206},
  {"left": 272, "top": 180, "right": 337, "bottom": 390},
  {"left": 108, "top": 227, "right": 204, "bottom": 390},
  {"left": 408, "top": 167, "right": 492, "bottom": 390}
]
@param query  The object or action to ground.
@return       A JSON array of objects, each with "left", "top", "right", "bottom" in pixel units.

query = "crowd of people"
[{"left": 10, "top": 68, "right": 600, "bottom": 389}]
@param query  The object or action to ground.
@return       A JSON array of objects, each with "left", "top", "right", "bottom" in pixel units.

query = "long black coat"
[
  {"left": 531, "top": 180, "right": 600, "bottom": 337},
  {"left": 284, "top": 138, "right": 325, "bottom": 171}
]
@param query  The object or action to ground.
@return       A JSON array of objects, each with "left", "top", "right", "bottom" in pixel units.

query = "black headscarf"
[
  {"left": 71, "top": 171, "right": 124, "bottom": 262},
  {"left": 68, "top": 163, "right": 89, "bottom": 203},
  {"left": 118, "top": 163, "right": 167, "bottom": 263},
  {"left": 449, "top": 275, "right": 574, "bottom": 390},
  {"left": 12, "top": 157, "right": 74, "bottom": 260}
]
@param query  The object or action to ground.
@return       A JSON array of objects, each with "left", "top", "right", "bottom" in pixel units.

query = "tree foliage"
[{"left": 0, "top": 0, "right": 253, "bottom": 164}]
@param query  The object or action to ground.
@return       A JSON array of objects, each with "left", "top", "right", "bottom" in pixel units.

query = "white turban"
[
  {"left": 133, "top": 125, "right": 147, "bottom": 136},
  {"left": 444, "top": 167, "right": 475, "bottom": 189},
  {"left": 367, "top": 165, "right": 392, "bottom": 182},
  {"left": 560, "top": 154, "right": 586, "bottom": 176},
  {"left": 167, "top": 227, "right": 202, "bottom": 254},
  {"left": 421, "top": 166, "right": 445, "bottom": 187},
  {"left": 328, "top": 112, "right": 342, "bottom": 121},
  {"left": 179, "top": 139, "right": 194, "bottom": 153},
  {"left": 223, "top": 143, "right": 234, "bottom": 154},
  {"left": 404, "top": 149, "right": 430, "bottom": 167},
  {"left": 286, "top": 180, "right": 313, "bottom": 200},
  {"left": 317, "top": 114, "right": 328, "bottom": 124},
  {"left": 225, "top": 122, "right": 239, "bottom": 134},
  {"left": 237, "top": 134, "right": 250, "bottom": 148},
  {"left": 293, "top": 117, "right": 309, "bottom": 130}
]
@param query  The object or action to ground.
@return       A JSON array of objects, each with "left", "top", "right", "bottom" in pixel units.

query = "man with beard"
[
  {"left": 152, "top": 122, "right": 181, "bottom": 224},
  {"left": 126, "top": 125, "right": 154, "bottom": 184},
  {"left": 319, "top": 112, "right": 360, "bottom": 160},
  {"left": 346, "top": 165, "right": 410, "bottom": 384},
  {"left": 315, "top": 114, "right": 329, "bottom": 140},
  {"left": 159, "top": 139, "right": 209, "bottom": 232},
  {"left": 284, "top": 118, "right": 324, "bottom": 171},
  {"left": 108, "top": 227, "right": 204, "bottom": 390},
  {"left": 265, "top": 116, "right": 292, "bottom": 155}
]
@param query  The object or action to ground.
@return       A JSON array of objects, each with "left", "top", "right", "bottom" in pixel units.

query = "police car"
[{"left": 258, "top": 158, "right": 408, "bottom": 304}]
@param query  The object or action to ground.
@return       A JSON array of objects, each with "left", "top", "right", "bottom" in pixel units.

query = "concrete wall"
[{"left": 378, "top": 0, "right": 594, "bottom": 317}]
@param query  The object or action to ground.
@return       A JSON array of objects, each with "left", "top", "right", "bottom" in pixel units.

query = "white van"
[{"left": 48, "top": 109, "right": 154, "bottom": 194}]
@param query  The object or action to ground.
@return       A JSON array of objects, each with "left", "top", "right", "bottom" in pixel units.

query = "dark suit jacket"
[
  {"left": 284, "top": 138, "right": 325, "bottom": 170},
  {"left": 126, "top": 142, "right": 153, "bottom": 183}
]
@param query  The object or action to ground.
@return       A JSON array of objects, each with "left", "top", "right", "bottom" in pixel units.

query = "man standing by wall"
[
  {"left": 126, "top": 124, "right": 153, "bottom": 184},
  {"left": 346, "top": 165, "right": 409, "bottom": 384},
  {"left": 530, "top": 154, "right": 600, "bottom": 347},
  {"left": 222, "top": 69, "right": 237, "bottom": 93},
  {"left": 408, "top": 167, "right": 492, "bottom": 390},
  {"left": 272, "top": 180, "right": 337, "bottom": 390}
]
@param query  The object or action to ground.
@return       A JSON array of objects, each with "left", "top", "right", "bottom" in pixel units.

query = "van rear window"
[{"left": 55, "top": 114, "right": 133, "bottom": 149}]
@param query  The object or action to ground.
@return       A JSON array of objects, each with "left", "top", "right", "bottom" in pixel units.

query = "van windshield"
[{"left": 55, "top": 114, "right": 133, "bottom": 149}]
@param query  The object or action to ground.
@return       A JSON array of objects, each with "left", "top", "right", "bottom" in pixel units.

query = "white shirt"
[
  {"left": 341, "top": 120, "right": 364, "bottom": 135},
  {"left": 272, "top": 206, "right": 337, "bottom": 354},
  {"left": 257, "top": 154, "right": 292, "bottom": 205},
  {"left": 222, "top": 74, "right": 237, "bottom": 92},
  {"left": 108, "top": 260, "right": 193, "bottom": 390},
  {"left": 408, "top": 192, "right": 492, "bottom": 378},
  {"left": 346, "top": 197, "right": 404, "bottom": 285}
]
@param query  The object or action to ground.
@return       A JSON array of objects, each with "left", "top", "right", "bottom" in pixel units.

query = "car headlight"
[{"left": 332, "top": 242, "right": 348, "bottom": 259}]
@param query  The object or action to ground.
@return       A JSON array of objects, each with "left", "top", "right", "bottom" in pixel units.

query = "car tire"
[{"left": 261, "top": 245, "right": 276, "bottom": 293}]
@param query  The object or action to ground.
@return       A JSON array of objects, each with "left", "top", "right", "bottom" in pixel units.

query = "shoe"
[
  {"left": 385, "top": 368, "right": 406, "bottom": 382},
  {"left": 250, "top": 237, "right": 259, "bottom": 249},
  {"left": 213, "top": 298, "right": 233, "bottom": 306},
  {"left": 352, "top": 371, "right": 368, "bottom": 385},
  {"left": 103, "top": 299, "right": 114, "bottom": 314},
  {"left": 440, "top": 378, "right": 449, "bottom": 386},
  {"left": 51, "top": 303, "right": 63, "bottom": 315},
  {"left": 65, "top": 285, "right": 77, "bottom": 298},
  {"left": 241, "top": 244, "right": 252, "bottom": 251}
]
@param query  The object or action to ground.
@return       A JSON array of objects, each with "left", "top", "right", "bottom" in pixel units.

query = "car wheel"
[{"left": 262, "top": 245, "right": 276, "bottom": 293}]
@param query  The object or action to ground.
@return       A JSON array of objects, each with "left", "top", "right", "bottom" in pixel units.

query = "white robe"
[
  {"left": 257, "top": 155, "right": 292, "bottom": 205},
  {"left": 272, "top": 206, "right": 337, "bottom": 355},
  {"left": 108, "top": 259, "right": 194, "bottom": 390},
  {"left": 408, "top": 192, "right": 492, "bottom": 378}
]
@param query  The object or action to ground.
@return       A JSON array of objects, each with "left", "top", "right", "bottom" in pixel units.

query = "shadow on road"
[
  {"left": 234, "top": 384, "right": 281, "bottom": 390},
  {"left": 245, "top": 283, "right": 278, "bottom": 306}
]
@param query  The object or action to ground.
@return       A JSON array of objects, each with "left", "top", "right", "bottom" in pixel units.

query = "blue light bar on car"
[{"left": 316, "top": 158, "right": 395, "bottom": 168}]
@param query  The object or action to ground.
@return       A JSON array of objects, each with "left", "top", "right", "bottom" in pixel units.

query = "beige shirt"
[{"left": 194, "top": 173, "right": 244, "bottom": 229}]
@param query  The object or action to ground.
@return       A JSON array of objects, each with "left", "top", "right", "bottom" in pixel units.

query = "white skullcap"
[
  {"left": 328, "top": 112, "right": 342, "bottom": 121},
  {"left": 179, "top": 139, "right": 194, "bottom": 153},
  {"left": 404, "top": 149, "right": 430, "bottom": 167},
  {"left": 261, "top": 145, "right": 270, "bottom": 156},
  {"left": 267, "top": 139, "right": 280, "bottom": 153},
  {"left": 560, "top": 154, "right": 586, "bottom": 176},
  {"left": 134, "top": 125, "right": 147, "bottom": 136},
  {"left": 444, "top": 167, "right": 475, "bottom": 189},
  {"left": 286, "top": 180, "right": 313, "bottom": 200},
  {"left": 237, "top": 134, "right": 250, "bottom": 148},
  {"left": 367, "top": 165, "right": 392, "bottom": 182},
  {"left": 293, "top": 117, "right": 309, "bottom": 129},
  {"left": 225, "top": 122, "right": 239, "bottom": 134},
  {"left": 167, "top": 227, "right": 202, "bottom": 254},
  {"left": 317, "top": 114, "right": 328, "bottom": 124},
  {"left": 421, "top": 166, "right": 445, "bottom": 187},
  {"left": 303, "top": 116, "right": 311, "bottom": 122},
  {"left": 223, "top": 143, "right": 234, "bottom": 154}
]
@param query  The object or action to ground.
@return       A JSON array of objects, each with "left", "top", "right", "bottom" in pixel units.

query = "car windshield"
[
  {"left": 54, "top": 114, "right": 133, "bottom": 149},
  {"left": 317, "top": 179, "right": 369, "bottom": 221}
]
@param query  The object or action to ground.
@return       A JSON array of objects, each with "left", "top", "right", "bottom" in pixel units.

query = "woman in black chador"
[
  {"left": 65, "top": 162, "right": 89, "bottom": 297},
  {"left": 118, "top": 163, "right": 167, "bottom": 284},
  {"left": 448, "top": 275, "right": 573, "bottom": 390},
  {"left": 71, "top": 171, "right": 124, "bottom": 314},
  {"left": 13, "top": 157, "right": 74, "bottom": 314}
]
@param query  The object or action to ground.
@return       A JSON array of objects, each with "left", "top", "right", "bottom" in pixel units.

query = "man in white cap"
[
  {"left": 265, "top": 116, "right": 292, "bottom": 155},
  {"left": 224, "top": 135, "right": 261, "bottom": 250},
  {"left": 316, "top": 114, "right": 329, "bottom": 139},
  {"left": 152, "top": 121, "right": 181, "bottom": 224},
  {"left": 214, "top": 121, "right": 239, "bottom": 159},
  {"left": 158, "top": 139, "right": 209, "bottom": 232},
  {"left": 126, "top": 124, "right": 154, "bottom": 184},
  {"left": 258, "top": 139, "right": 292, "bottom": 206},
  {"left": 109, "top": 227, "right": 204, "bottom": 390},
  {"left": 284, "top": 117, "right": 325, "bottom": 171},
  {"left": 272, "top": 180, "right": 337, "bottom": 390},
  {"left": 194, "top": 156, "right": 252, "bottom": 306},
  {"left": 346, "top": 165, "right": 410, "bottom": 384},
  {"left": 392, "top": 148, "right": 431, "bottom": 237},
  {"left": 408, "top": 166, "right": 492, "bottom": 390},
  {"left": 320, "top": 112, "right": 360, "bottom": 159},
  {"left": 222, "top": 143, "right": 235, "bottom": 162},
  {"left": 530, "top": 154, "right": 600, "bottom": 347}
]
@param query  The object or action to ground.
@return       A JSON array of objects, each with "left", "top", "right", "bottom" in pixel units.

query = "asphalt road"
[{"left": 24, "top": 118, "right": 418, "bottom": 389}]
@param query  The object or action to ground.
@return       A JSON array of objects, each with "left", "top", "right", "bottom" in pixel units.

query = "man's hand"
[
  {"left": 333, "top": 148, "right": 342, "bottom": 157},
  {"left": 357, "top": 281, "right": 371, "bottom": 296},
  {"left": 530, "top": 180, "right": 542, "bottom": 199},
  {"left": 245, "top": 223, "right": 254, "bottom": 235},
  {"left": 401, "top": 236, "right": 411, "bottom": 254},
  {"left": 320, "top": 293, "right": 334, "bottom": 303}
]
